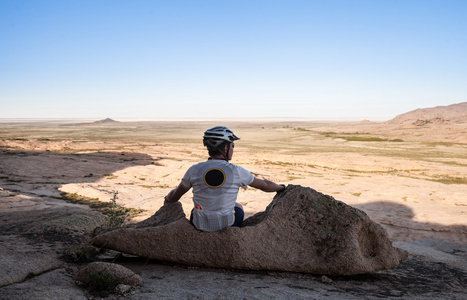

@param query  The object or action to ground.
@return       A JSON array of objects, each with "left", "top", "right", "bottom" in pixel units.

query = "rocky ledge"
[{"left": 92, "top": 185, "right": 408, "bottom": 275}]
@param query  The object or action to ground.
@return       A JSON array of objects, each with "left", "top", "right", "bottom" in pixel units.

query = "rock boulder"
[
  {"left": 92, "top": 185, "right": 408, "bottom": 275},
  {"left": 76, "top": 262, "right": 141, "bottom": 287}
]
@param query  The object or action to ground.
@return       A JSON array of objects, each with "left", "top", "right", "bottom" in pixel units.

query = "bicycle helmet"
[{"left": 203, "top": 126, "right": 240, "bottom": 150}]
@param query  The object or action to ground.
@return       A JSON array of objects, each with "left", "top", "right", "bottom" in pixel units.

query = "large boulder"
[{"left": 92, "top": 185, "right": 408, "bottom": 275}]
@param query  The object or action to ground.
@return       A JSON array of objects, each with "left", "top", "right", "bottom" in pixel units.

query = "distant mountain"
[
  {"left": 67, "top": 118, "right": 119, "bottom": 126},
  {"left": 92, "top": 118, "right": 118, "bottom": 124},
  {"left": 387, "top": 102, "right": 467, "bottom": 125}
]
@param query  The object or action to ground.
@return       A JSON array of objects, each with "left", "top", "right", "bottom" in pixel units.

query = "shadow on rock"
[
  {"left": 354, "top": 201, "right": 467, "bottom": 245},
  {"left": 0, "top": 149, "right": 158, "bottom": 192},
  {"left": 0, "top": 149, "right": 159, "bottom": 288}
]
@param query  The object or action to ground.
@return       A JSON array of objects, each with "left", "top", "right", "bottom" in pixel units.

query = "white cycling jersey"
[{"left": 181, "top": 159, "right": 254, "bottom": 232}]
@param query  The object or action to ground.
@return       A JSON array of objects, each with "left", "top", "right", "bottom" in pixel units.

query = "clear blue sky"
[{"left": 1, "top": 0, "right": 466, "bottom": 120}]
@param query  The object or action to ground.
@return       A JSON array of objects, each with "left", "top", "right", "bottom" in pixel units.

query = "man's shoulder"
[
  {"left": 229, "top": 163, "right": 251, "bottom": 174},
  {"left": 193, "top": 159, "right": 248, "bottom": 171},
  {"left": 187, "top": 160, "right": 218, "bottom": 171}
]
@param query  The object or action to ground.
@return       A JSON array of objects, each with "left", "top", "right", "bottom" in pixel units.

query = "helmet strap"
[{"left": 219, "top": 142, "right": 230, "bottom": 161}]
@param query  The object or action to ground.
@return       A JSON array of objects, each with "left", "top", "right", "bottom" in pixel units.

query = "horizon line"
[{"left": 0, "top": 116, "right": 390, "bottom": 123}]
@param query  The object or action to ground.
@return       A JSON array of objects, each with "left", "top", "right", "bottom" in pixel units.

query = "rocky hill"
[
  {"left": 92, "top": 118, "right": 118, "bottom": 124},
  {"left": 68, "top": 118, "right": 119, "bottom": 126},
  {"left": 387, "top": 102, "right": 467, "bottom": 125}
]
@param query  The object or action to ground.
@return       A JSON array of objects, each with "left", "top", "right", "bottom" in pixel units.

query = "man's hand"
[{"left": 277, "top": 184, "right": 287, "bottom": 193}]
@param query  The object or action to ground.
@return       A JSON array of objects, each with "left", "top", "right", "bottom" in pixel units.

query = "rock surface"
[
  {"left": 0, "top": 204, "right": 105, "bottom": 288},
  {"left": 92, "top": 185, "right": 408, "bottom": 275}
]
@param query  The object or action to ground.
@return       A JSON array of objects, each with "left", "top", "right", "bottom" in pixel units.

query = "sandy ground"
[
  {"left": 0, "top": 120, "right": 466, "bottom": 298},
  {"left": 3, "top": 122, "right": 465, "bottom": 242}
]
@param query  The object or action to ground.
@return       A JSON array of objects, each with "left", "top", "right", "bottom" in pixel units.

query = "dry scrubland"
[
  {"left": 1, "top": 120, "right": 466, "bottom": 243},
  {"left": 0, "top": 119, "right": 466, "bottom": 298}
]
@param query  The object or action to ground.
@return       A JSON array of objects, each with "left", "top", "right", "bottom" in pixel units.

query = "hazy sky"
[{"left": 1, "top": 0, "right": 466, "bottom": 120}]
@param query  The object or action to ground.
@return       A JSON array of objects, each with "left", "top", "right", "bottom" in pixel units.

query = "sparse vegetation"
[
  {"left": 342, "top": 136, "right": 404, "bottom": 142},
  {"left": 104, "top": 191, "right": 125, "bottom": 227},
  {"left": 60, "top": 193, "right": 100, "bottom": 205},
  {"left": 335, "top": 135, "right": 403, "bottom": 142},
  {"left": 431, "top": 176, "right": 467, "bottom": 185},
  {"left": 257, "top": 159, "right": 295, "bottom": 167},
  {"left": 86, "top": 271, "right": 117, "bottom": 292},
  {"left": 294, "top": 127, "right": 310, "bottom": 131},
  {"left": 62, "top": 242, "right": 99, "bottom": 263},
  {"left": 316, "top": 131, "right": 404, "bottom": 142},
  {"left": 60, "top": 191, "right": 144, "bottom": 224},
  {"left": 139, "top": 184, "right": 167, "bottom": 188}
]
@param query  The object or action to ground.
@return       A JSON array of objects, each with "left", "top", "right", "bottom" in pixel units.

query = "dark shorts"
[{"left": 232, "top": 205, "right": 244, "bottom": 227}]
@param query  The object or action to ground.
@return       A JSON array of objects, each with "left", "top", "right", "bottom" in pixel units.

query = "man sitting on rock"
[{"left": 164, "top": 126, "right": 285, "bottom": 232}]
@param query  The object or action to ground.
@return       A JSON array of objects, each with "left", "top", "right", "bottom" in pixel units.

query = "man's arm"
[
  {"left": 249, "top": 177, "right": 285, "bottom": 192},
  {"left": 165, "top": 182, "right": 191, "bottom": 203}
]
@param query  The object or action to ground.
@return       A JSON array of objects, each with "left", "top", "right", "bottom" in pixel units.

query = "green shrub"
[
  {"left": 86, "top": 272, "right": 117, "bottom": 292},
  {"left": 103, "top": 192, "right": 125, "bottom": 227},
  {"left": 62, "top": 242, "right": 99, "bottom": 263}
]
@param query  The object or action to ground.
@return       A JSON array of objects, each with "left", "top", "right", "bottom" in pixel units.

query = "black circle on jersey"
[{"left": 204, "top": 168, "right": 226, "bottom": 188}]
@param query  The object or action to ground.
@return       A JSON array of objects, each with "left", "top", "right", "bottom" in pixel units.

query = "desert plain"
[{"left": 0, "top": 118, "right": 466, "bottom": 299}]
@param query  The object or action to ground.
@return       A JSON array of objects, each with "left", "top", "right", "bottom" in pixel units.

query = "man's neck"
[{"left": 209, "top": 155, "right": 227, "bottom": 160}]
